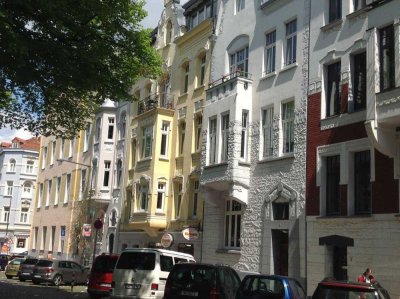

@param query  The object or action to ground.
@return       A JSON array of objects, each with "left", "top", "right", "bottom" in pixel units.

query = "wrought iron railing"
[
  {"left": 208, "top": 70, "right": 252, "bottom": 89},
  {"left": 137, "top": 93, "right": 174, "bottom": 115}
]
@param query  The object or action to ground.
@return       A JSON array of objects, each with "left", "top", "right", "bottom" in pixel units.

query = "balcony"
[
  {"left": 137, "top": 93, "right": 174, "bottom": 116},
  {"left": 127, "top": 212, "right": 167, "bottom": 237},
  {"left": 375, "top": 87, "right": 400, "bottom": 126}
]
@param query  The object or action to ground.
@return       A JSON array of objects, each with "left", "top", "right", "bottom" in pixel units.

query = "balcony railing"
[
  {"left": 137, "top": 93, "right": 174, "bottom": 115},
  {"left": 208, "top": 70, "right": 252, "bottom": 89}
]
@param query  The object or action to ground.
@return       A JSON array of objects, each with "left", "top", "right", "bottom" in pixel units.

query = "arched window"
[
  {"left": 8, "top": 159, "right": 16, "bottom": 172},
  {"left": 26, "top": 160, "right": 34, "bottom": 173},
  {"left": 119, "top": 112, "right": 126, "bottom": 140},
  {"left": 23, "top": 182, "right": 32, "bottom": 197},
  {"left": 109, "top": 210, "right": 117, "bottom": 227},
  {"left": 116, "top": 159, "right": 123, "bottom": 187}
]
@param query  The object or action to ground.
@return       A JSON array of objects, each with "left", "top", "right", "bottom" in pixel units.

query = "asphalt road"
[{"left": 0, "top": 270, "right": 91, "bottom": 299}]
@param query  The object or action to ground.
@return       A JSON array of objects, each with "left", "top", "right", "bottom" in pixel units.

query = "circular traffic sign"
[{"left": 93, "top": 218, "right": 103, "bottom": 230}]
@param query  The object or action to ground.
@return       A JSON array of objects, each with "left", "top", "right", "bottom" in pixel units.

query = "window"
[
  {"left": 8, "top": 159, "right": 16, "bottom": 172},
  {"left": 353, "top": 52, "right": 366, "bottom": 111},
  {"left": 209, "top": 118, "right": 217, "bottom": 164},
  {"left": 103, "top": 161, "right": 111, "bottom": 187},
  {"left": 3, "top": 207, "right": 10, "bottom": 222},
  {"left": 12, "top": 142, "right": 19, "bottom": 148},
  {"left": 64, "top": 174, "right": 71, "bottom": 204},
  {"left": 329, "top": 0, "right": 342, "bottom": 23},
  {"left": 6, "top": 181, "right": 13, "bottom": 196},
  {"left": 55, "top": 177, "right": 61, "bottom": 205},
  {"left": 285, "top": 19, "right": 297, "bottom": 65},
  {"left": 141, "top": 126, "right": 153, "bottom": 158},
  {"left": 225, "top": 199, "right": 242, "bottom": 248},
  {"left": 110, "top": 210, "right": 117, "bottom": 227},
  {"left": 166, "top": 20, "right": 172, "bottom": 44},
  {"left": 84, "top": 122, "right": 90, "bottom": 152},
  {"left": 326, "top": 155, "right": 340, "bottom": 215},
  {"left": 282, "top": 101, "right": 294, "bottom": 154},
  {"left": 353, "top": 0, "right": 366, "bottom": 11},
  {"left": 46, "top": 179, "right": 52, "bottom": 206},
  {"left": 186, "top": 2, "right": 212, "bottom": 30},
  {"left": 68, "top": 138, "right": 74, "bottom": 158},
  {"left": 183, "top": 64, "right": 190, "bottom": 93},
  {"left": 236, "top": 0, "right": 245, "bottom": 13},
  {"left": 139, "top": 183, "right": 149, "bottom": 211},
  {"left": 240, "top": 111, "right": 249, "bottom": 160},
  {"left": 354, "top": 150, "right": 371, "bottom": 214},
  {"left": 160, "top": 122, "right": 169, "bottom": 156},
  {"left": 26, "top": 160, "right": 34, "bottom": 173},
  {"left": 59, "top": 139, "right": 64, "bottom": 159},
  {"left": 80, "top": 169, "right": 87, "bottom": 200},
  {"left": 108, "top": 117, "right": 115, "bottom": 139},
  {"left": 265, "top": 30, "right": 276, "bottom": 75},
  {"left": 50, "top": 141, "right": 56, "bottom": 165},
  {"left": 195, "top": 116, "right": 203, "bottom": 151},
  {"left": 262, "top": 107, "right": 274, "bottom": 157},
  {"left": 179, "top": 122, "right": 186, "bottom": 155},
  {"left": 157, "top": 183, "right": 165, "bottom": 211},
  {"left": 95, "top": 118, "right": 101, "bottom": 143},
  {"left": 37, "top": 183, "right": 43, "bottom": 208},
  {"left": 379, "top": 25, "right": 395, "bottom": 91},
  {"left": 326, "top": 61, "right": 341, "bottom": 117},
  {"left": 23, "top": 182, "right": 32, "bottom": 197},
  {"left": 17, "top": 238, "right": 26, "bottom": 248},
  {"left": 20, "top": 208, "right": 28, "bottom": 223},
  {"left": 175, "top": 183, "right": 183, "bottom": 218},
  {"left": 116, "top": 159, "right": 122, "bottom": 187},
  {"left": 200, "top": 56, "right": 206, "bottom": 86},
  {"left": 41, "top": 146, "right": 47, "bottom": 169},
  {"left": 192, "top": 181, "right": 199, "bottom": 218},
  {"left": 120, "top": 112, "right": 126, "bottom": 139},
  {"left": 42, "top": 226, "right": 47, "bottom": 251},
  {"left": 221, "top": 114, "right": 230, "bottom": 162},
  {"left": 50, "top": 226, "right": 56, "bottom": 252},
  {"left": 230, "top": 47, "right": 249, "bottom": 76}
]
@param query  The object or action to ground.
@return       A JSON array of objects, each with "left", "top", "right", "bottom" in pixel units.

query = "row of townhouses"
[{"left": 1, "top": 0, "right": 396, "bottom": 296}]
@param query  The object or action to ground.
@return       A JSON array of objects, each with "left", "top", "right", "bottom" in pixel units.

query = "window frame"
[
  {"left": 379, "top": 25, "right": 395, "bottom": 92},
  {"left": 103, "top": 161, "right": 111, "bottom": 187},
  {"left": 240, "top": 111, "right": 248, "bottom": 160},
  {"left": 230, "top": 47, "right": 249, "bottom": 75},
  {"left": 236, "top": 0, "right": 245, "bottom": 13},
  {"left": 200, "top": 55, "right": 206, "bottom": 86},
  {"left": 156, "top": 182, "right": 166, "bottom": 212},
  {"left": 265, "top": 30, "right": 276, "bottom": 75},
  {"left": 352, "top": 52, "right": 366, "bottom": 112},
  {"left": 224, "top": 199, "right": 242, "bottom": 249},
  {"left": 179, "top": 122, "right": 186, "bottom": 156},
  {"left": 262, "top": 107, "right": 274, "bottom": 158},
  {"left": 209, "top": 117, "right": 217, "bottom": 165},
  {"left": 221, "top": 113, "right": 230, "bottom": 162},
  {"left": 326, "top": 155, "right": 341, "bottom": 216},
  {"left": 141, "top": 126, "right": 153, "bottom": 159},
  {"left": 285, "top": 19, "right": 297, "bottom": 66},
  {"left": 107, "top": 117, "right": 115, "bottom": 140},
  {"left": 282, "top": 101, "right": 295, "bottom": 154},
  {"left": 160, "top": 122, "right": 170, "bottom": 157},
  {"left": 354, "top": 150, "right": 371, "bottom": 215},
  {"left": 329, "top": 0, "right": 342, "bottom": 23},
  {"left": 326, "top": 61, "right": 341, "bottom": 117}
]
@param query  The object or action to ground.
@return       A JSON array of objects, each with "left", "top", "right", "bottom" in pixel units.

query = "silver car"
[{"left": 31, "top": 259, "right": 89, "bottom": 286}]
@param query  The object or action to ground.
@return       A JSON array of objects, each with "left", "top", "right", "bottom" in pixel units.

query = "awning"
[{"left": 319, "top": 235, "right": 354, "bottom": 247}]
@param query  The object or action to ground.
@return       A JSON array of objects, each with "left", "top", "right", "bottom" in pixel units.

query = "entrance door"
[
  {"left": 272, "top": 229, "right": 288, "bottom": 276},
  {"left": 333, "top": 246, "right": 347, "bottom": 280},
  {"left": 108, "top": 234, "right": 114, "bottom": 254}
]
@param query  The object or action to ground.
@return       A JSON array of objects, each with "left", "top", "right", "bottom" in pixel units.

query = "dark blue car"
[{"left": 236, "top": 274, "right": 306, "bottom": 299}]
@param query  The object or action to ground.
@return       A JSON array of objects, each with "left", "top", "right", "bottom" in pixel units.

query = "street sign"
[
  {"left": 94, "top": 218, "right": 103, "bottom": 230},
  {"left": 82, "top": 224, "right": 92, "bottom": 237},
  {"left": 160, "top": 233, "right": 174, "bottom": 248},
  {"left": 182, "top": 227, "right": 200, "bottom": 241}
]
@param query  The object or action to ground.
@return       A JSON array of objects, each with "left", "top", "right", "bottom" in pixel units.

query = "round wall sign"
[
  {"left": 182, "top": 227, "right": 200, "bottom": 240},
  {"left": 94, "top": 218, "right": 103, "bottom": 230},
  {"left": 160, "top": 233, "right": 174, "bottom": 248}
]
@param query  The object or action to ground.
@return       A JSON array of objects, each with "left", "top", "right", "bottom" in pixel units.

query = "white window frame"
[
  {"left": 59, "top": 139, "right": 64, "bottom": 160},
  {"left": 3, "top": 207, "right": 10, "bottom": 223},
  {"left": 46, "top": 179, "right": 52, "bottom": 206},
  {"left": 79, "top": 169, "right": 87, "bottom": 200},
  {"left": 50, "top": 141, "right": 56, "bottom": 165},
  {"left": 209, "top": 118, "right": 217, "bottom": 165},
  {"left": 183, "top": 64, "right": 190, "bottom": 94},
  {"left": 20, "top": 208, "right": 29, "bottom": 223},
  {"left": 95, "top": 117, "right": 101, "bottom": 143},
  {"left": 37, "top": 183, "right": 43, "bottom": 208},
  {"left": 175, "top": 183, "right": 183, "bottom": 219},
  {"left": 107, "top": 117, "right": 115, "bottom": 140},
  {"left": 282, "top": 101, "right": 295, "bottom": 154},
  {"left": 221, "top": 113, "right": 230, "bottom": 162},
  {"left": 192, "top": 181, "right": 199, "bottom": 218},
  {"left": 41, "top": 226, "right": 47, "bottom": 251},
  {"left": 6, "top": 181, "right": 13, "bottom": 196},
  {"left": 353, "top": 0, "right": 366, "bottom": 11},
  {"left": 41, "top": 146, "right": 47, "bottom": 169},
  {"left": 55, "top": 177, "right": 61, "bottom": 206},
  {"left": 156, "top": 182, "right": 166, "bottom": 212},
  {"left": 120, "top": 112, "right": 126, "bottom": 140},
  {"left": 179, "top": 122, "right": 186, "bottom": 155},
  {"left": 195, "top": 116, "right": 203, "bottom": 151},
  {"left": 84, "top": 122, "right": 90, "bottom": 152},
  {"left": 139, "top": 183, "right": 149, "bottom": 211},
  {"left": 230, "top": 47, "right": 249, "bottom": 75},
  {"left": 199, "top": 55, "right": 206, "bottom": 86},
  {"left": 50, "top": 226, "right": 56, "bottom": 252},
  {"left": 285, "top": 19, "right": 297, "bottom": 66},
  {"left": 64, "top": 174, "right": 71, "bottom": 204},
  {"left": 224, "top": 199, "right": 242, "bottom": 249},
  {"left": 236, "top": 0, "right": 245, "bottom": 13},
  {"left": 141, "top": 126, "right": 153, "bottom": 159},
  {"left": 103, "top": 161, "right": 111, "bottom": 187},
  {"left": 240, "top": 111, "right": 248, "bottom": 160},
  {"left": 116, "top": 159, "right": 122, "bottom": 187},
  {"left": 23, "top": 182, "right": 32, "bottom": 197},
  {"left": 160, "top": 122, "right": 170, "bottom": 157},
  {"left": 265, "top": 30, "right": 276, "bottom": 75},
  {"left": 262, "top": 107, "right": 274, "bottom": 158},
  {"left": 68, "top": 138, "right": 74, "bottom": 158},
  {"left": 8, "top": 159, "right": 16, "bottom": 172},
  {"left": 26, "top": 160, "right": 34, "bottom": 174}
]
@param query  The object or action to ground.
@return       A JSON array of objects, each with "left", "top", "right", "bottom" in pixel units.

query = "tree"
[{"left": 0, "top": 0, "right": 161, "bottom": 138}]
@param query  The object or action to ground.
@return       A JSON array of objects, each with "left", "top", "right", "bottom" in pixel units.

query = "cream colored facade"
[{"left": 118, "top": 0, "right": 213, "bottom": 260}]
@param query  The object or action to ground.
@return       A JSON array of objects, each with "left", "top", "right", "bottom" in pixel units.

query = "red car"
[{"left": 87, "top": 254, "right": 119, "bottom": 299}]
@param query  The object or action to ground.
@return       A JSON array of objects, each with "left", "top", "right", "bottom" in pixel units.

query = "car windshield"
[
  {"left": 36, "top": 260, "right": 53, "bottom": 267},
  {"left": 313, "top": 286, "right": 376, "bottom": 299},
  {"left": 169, "top": 264, "right": 216, "bottom": 288},
  {"left": 23, "top": 259, "right": 38, "bottom": 265},
  {"left": 116, "top": 252, "right": 155, "bottom": 270},
  {"left": 10, "top": 259, "right": 23, "bottom": 265},
  {"left": 241, "top": 276, "right": 285, "bottom": 298},
  {"left": 92, "top": 256, "right": 118, "bottom": 273}
]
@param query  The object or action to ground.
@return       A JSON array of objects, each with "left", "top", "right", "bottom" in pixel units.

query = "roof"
[{"left": 0, "top": 137, "right": 40, "bottom": 151}]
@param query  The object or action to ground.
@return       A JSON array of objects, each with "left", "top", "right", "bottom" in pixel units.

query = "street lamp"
[{"left": 57, "top": 158, "right": 94, "bottom": 265}]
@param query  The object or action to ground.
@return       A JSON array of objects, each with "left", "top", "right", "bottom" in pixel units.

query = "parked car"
[
  {"left": 236, "top": 274, "right": 306, "bottom": 299},
  {"left": 87, "top": 253, "right": 119, "bottom": 299},
  {"left": 111, "top": 248, "right": 195, "bottom": 299},
  {"left": 0, "top": 254, "right": 11, "bottom": 271},
  {"left": 31, "top": 259, "right": 89, "bottom": 286},
  {"left": 5, "top": 258, "right": 25, "bottom": 279},
  {"left": 164, "top": 262, "right": 241, "bottom": 299},
  {"left": 18, "top": 257, "right": 39, "bottom": 281},
  {"left": 311, "top": 278, "right": 391, "bottom": 299}
]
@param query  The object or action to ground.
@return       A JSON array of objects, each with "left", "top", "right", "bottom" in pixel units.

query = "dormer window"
[{"left": 12, "top": 142, "right": 19, "bottom": 148}]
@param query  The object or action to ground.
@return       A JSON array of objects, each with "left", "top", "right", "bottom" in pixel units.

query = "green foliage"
[{"left": 0, "top": 0, "right": 162, "bottom": 138}]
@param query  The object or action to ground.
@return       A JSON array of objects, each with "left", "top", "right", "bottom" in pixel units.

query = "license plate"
[
  {"left": 22, "top": 272, "right": 30, "bottom": 275},
  {"left": 180, "top": 291, "right": 198, "bottom": 296},
  {"left": 34, "top": 275, "right": 41, "bottom": 278},
  {"left": 125, "top": 283, "right": 141, "bottom": 289}
]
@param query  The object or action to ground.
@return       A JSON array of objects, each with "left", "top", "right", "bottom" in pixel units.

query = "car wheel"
[
  {"left": 32, "top": 279, "right": 40, "bottom": 285},
  {"left": 6, "top": 275, "right": 12, "bottom": 279},
  {"left": 53, "top": 275, "right": 63, "bottom": 286},
  {"left": 88, "top": 293, "right": 101, "bottom": 299},
  {"left": 19, "top": 278, "right": 26, "bottom": 282}
]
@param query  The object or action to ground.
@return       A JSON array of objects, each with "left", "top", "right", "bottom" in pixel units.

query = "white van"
[{"left": 111, "top": 248, "right": 195, "bottom": 299}]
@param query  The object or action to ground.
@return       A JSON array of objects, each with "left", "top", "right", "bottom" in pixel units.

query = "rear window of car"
[
  {"left": 241, "top": 276, "right": 285, "bottom": 297},
  {"left": 10, "top": 259, "right": 23, "bottom": 265},
  {"left": 116, "top": 252, "right": 155, "bottom": 270},
  {"left": 313, "top": 286, "right": 375, "bottom": 299},
  {"left": 36, "top": 260, "right": 53, "bottom": 267},
  {"left": 22, "top": 259, "right": 38, "bottom": 265},
  {"left": 169, "top": 264, "right": 216, "bottom": 288},
  {"left": 92, "top": 256, "right": 118, "bottom": 273}
]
